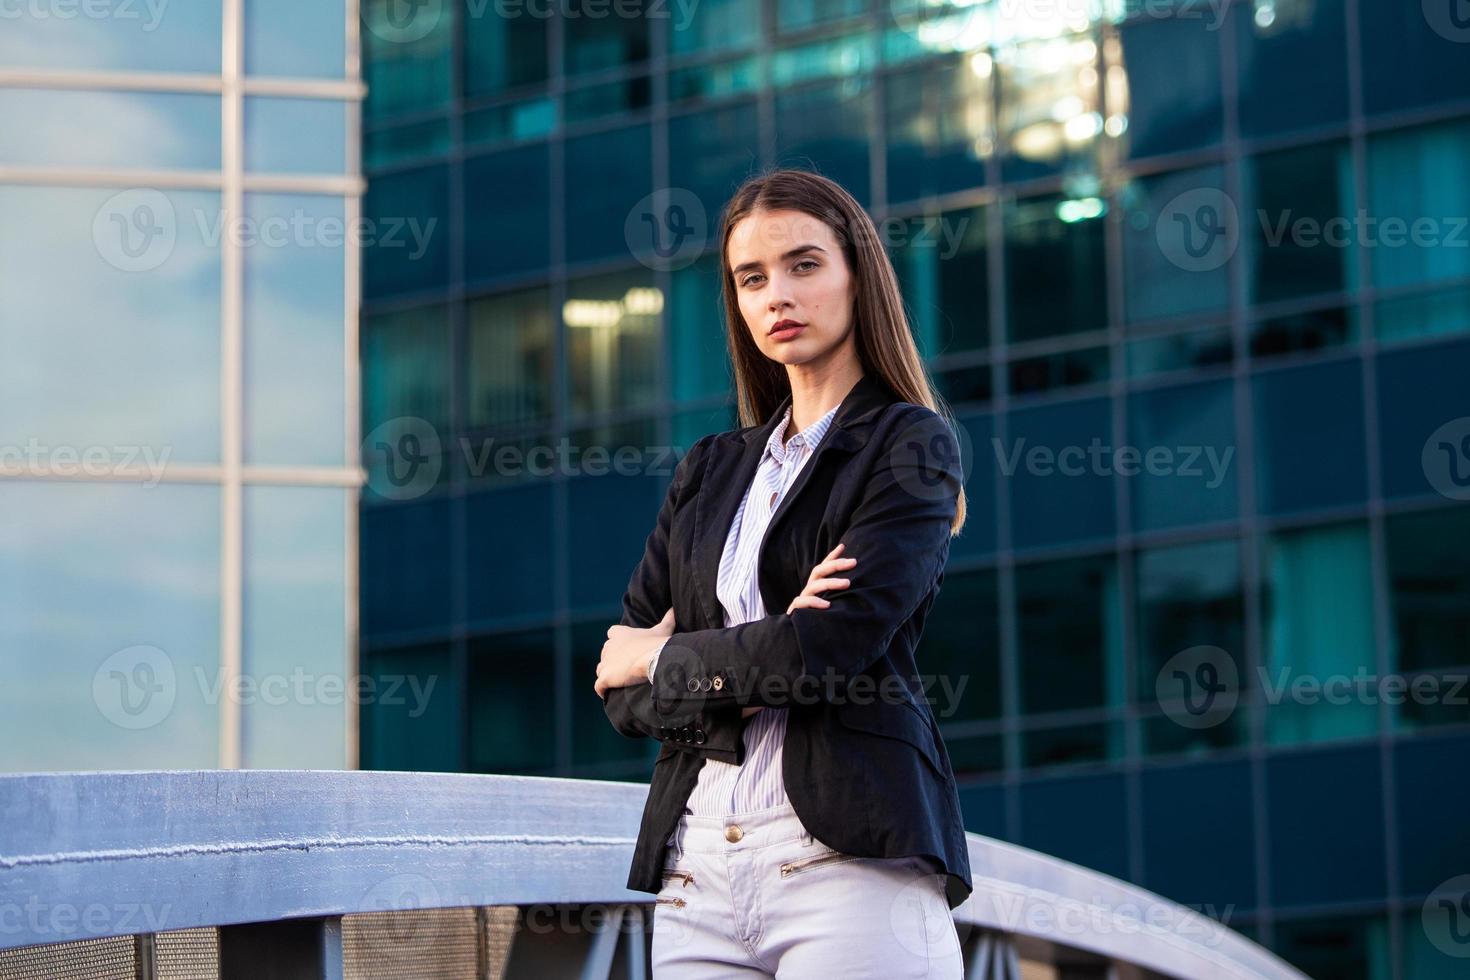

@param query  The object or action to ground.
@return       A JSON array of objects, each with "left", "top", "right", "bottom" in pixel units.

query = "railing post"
[{"left": 219, "top": 917, "right": 344, "bottom": 980}]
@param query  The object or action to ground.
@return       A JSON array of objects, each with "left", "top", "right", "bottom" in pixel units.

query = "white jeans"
[{"left": 650, "top": 800, "right": 964, "bottom": 978}]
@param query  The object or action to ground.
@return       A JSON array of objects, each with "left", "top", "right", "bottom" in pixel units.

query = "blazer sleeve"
[
  {"left": 601, "top": 434, "right": 746, "bottom": 764},
  {"left": 649, "top": 407, "right": 962, "bottom": 713}
]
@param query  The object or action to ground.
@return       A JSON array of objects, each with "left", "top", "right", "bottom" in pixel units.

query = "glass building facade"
[
  {"left": 358, "top": 0, "right": 1470, "bottom": 973},
  {"left": 0, "top": 3, "right": 364, "bottom": 770}
]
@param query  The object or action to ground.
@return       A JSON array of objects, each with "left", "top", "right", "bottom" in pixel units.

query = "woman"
[{"left": 595, "top": 168, "right": 972, "bottom": 977}]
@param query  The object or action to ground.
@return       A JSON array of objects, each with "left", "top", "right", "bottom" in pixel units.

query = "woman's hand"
[
  {"left": 595, "top": 608, "right": 675, "bottom": 701},
  {"left": 740, "top": 544, "right": 858, "bottom": 718}
]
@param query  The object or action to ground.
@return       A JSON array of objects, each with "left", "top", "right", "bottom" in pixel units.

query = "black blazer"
[{"left": 603, "top": 372, "right": 974, "bottom": 911}]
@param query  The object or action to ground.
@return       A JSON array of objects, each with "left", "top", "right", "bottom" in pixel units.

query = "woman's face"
[{"left": 726, "top": 208, "right": 856, "bottom": 368}]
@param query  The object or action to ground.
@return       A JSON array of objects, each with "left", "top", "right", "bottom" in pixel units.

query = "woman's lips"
[{"left": 770, "top": 324, "right": 805, "bottom": 342}]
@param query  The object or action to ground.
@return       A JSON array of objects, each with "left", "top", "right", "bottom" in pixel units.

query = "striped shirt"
[{"left": 674, "top": 399, "right": 841, "bottom": 816}]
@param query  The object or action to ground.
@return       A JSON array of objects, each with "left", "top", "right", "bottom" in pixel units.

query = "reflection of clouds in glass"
[
  {"left": 0, "top": 186, "right": 220, "bottom": 459},
  {"left": 0, "top": 6, "right": 222, "bottom": 73},
  {"left": 0, "top": 89, "right": 220, "bottom": 170},
  {"left": 244, "top": 0, "right": 347, "bottom": 78},
  {"left": 243, "top": 195, "right": 347, "bottom": 466},
  {"left": 0, "top": 482, "right": 219, "bottom": 772}
]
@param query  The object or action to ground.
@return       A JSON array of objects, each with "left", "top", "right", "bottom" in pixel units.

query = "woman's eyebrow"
[{"left": 730, "top": 244, "right": 827, "bottom": 276}]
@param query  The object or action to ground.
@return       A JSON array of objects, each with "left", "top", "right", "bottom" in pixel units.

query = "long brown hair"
[{"left": 716, "top": 167, "right": 968, "bottom": 537}]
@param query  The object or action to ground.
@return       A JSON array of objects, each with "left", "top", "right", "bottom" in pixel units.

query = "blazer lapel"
[{"left": 689, "top": 372, "right": 898, "bottom": 629}]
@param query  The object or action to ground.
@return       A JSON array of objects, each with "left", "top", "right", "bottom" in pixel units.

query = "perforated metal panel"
[
  {"left": 0, "top": 936, "right": 135, "bottom": 980},
  {"left": 154, "top": 928, "right": 219, "bottom": 979},
  {"left": 342, "top": 908, "right": 479, "bottom": 980}
]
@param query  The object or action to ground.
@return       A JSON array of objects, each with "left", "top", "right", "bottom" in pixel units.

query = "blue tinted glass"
[
  {"left": 1252, "top": 359, "right": 1367, "bottom": 516},
  {"left": 1275, "top": 917, "right": 1392, "bottom": 980},
  {"left": 360, "top": 644, "right": 459, "bottom": 771},
  {"left": 778, "top": 0, "right": 867, "bottom": 32},
  {"left": 362, "top": 162, "right": 450, "bottom": 299},
  {"left": 1140, "top": 761, "right": 1257, "bottom": 911},
  {"left": 1366, "top": 118, "right": 1470, "bottom": 291},
  {"left": 367, "top": 117, "right": 453, "bottom": 169},
  {"left": 246, "top": 0, "right": 346, "bottom": 77},
  {"left": 894, "top": 207, "right": 989, "bottom": 355},
  {"left": 464, "top": 98, "right": 557, "bottom": 148},
  {"left": 572, "top": 618, "right": 660, "bottom": 771},
  {"left": 243, "top": 194, "right": 346, "bottom": 466},
  {"left": 1242, "top": 140, "right": 1356, "bottom": 306},
  {"left": 1260, "top": 521, "right": 1377, "bottom": 746},
  {"left": 243, "top": 486, "right": 348, "bottom": 768},
  {"left": 886, "top": 57, "right": 992, "bottom": 204},
  {"left": 464, "top": 1, "right": 548, "bottom": 96},
  {"left": 670, "top": 256, "right": 733, "bottom": 402},
  {"left": 0, "top": 90, "right": 220, "bottom": 170},
  {"left": 0, "top": 186, "right": 220, "bottom": 460},
  {"left": 1359, "top": 0, "right": 1470, "bottom": 116},
  {"left": 774, "top": 79, "right": 873, "bottom": 209},
  {"left": 564, "top": 0, "right": 650, "bottom": 74},
  {"left": 1376, "top": 337, "right": 1470, "bottom": 500},
  {"left": 565, "top": 268, "right": 661, "bottom": 416},
  {"left": 565, "top": 125, "right": 651, "bottom": 264},
  {"left": 1385, "top": 505, "right": 1470, "bottom": 682},
  {"left": 465, "top": 142, "right": 551, "bottom": 282},
  {"left": 670, "top": 101, "right": 759, "bottom": 244},
  {"left": 956, "top": 783, "right": 1007, "bottom": 841},
  {"left": 468, "top": 629, "right": 557, "bottom": 773},
  {"left": 362, "top": 303, "right": 451, "bottom": 437},
  {"left": 1016, "top": 554, "right": 1123, "bottom": 714},
  {"left": 1006, "top": 397, "right": 1115, "bottom": 549},
  {"left": 949, "top": 412, "right": 996, "bottom": 560},
  {"left": 1005, "top": 193, "right": 1108, "bottom": 342},
  {"left": 569, "top": 473, "right": 664, "bottom": 610},
  {"left": 1127, "top": 379, "right": 1237, "bottom": 530},
  {"left": 771, "top": 32, "right": 876, "bottom": 87},
  {"left": 924, "top": 569, "right": 1000, "bottom": 721},
  {"left": 1266, "top": 745, "right": 1386, "bottom": 907},
  {"left": 1127, "top": 325, "right": 1233, "bottom": 378},
  {"left": 1395, "top": 734, "right": 1470, "bottom": 897},
  {"left": 1121, "top": 165, "right": 1231, "bottom": 325},
  {"left": 1376, "top": 284, "right": 1470, "bottom": 346},
  {"left": 0, "top": 482, "right": 219, "bottom": 772},
  {"left": 1234, "top": 0, "right": 1347, "bottom": 138},
  {"left": 362, "top": 0, "right": 454, "bottom": 121},
  {"left": 995, "top": 33, "right": 1101, "bottom": 183},
  {"left": 245, "top": 97, "right": 347, "bottom": 174},
  {"left": 1117, "top": 11, "right": 1222, "bottom": 160},
  {"left": 360, "top": 497, "right": 453, "bottom": 639},
  {"left": 669, "top": 0, "right": 760, "bottom": 56},
  {"left": 1018, "top": 773, "right": 1129, "bottom": 881},
  {"left": 467, "top": 287, "right": 553, "bottom": 429},
  {"left": 465, "top": 484, "right": 554, "bottom": 623},
  {"left": 0, "top": 3, "right": 220, "bottom": 72}
]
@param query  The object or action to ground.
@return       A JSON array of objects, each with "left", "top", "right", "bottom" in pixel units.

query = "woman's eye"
[
  {"left": 741, "top": 261, "right": 817, "bottom": 287},
  {"left": 794, "top": 259, "right": 818, "bottom": 272}
]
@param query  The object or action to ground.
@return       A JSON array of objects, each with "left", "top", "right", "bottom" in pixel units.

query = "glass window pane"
[
  {"left": 362, "top": 303, "right": 451, "bottom": 436},
  {"left": 1126, "top": 324, "right": 1233, "bottom": 379},
  {"left": 0, "top": 186, "right": 220, "bottom": 461},
  {"left": 669, "top": 0, "right": 760, "bottom": 56},
  {"left": 1359, "top": 0, "right": 1470, "bottom": 117},
  {"left": 1249, "top": 305, "right": 1356, "bottom": 360},
  {"left": 1266, "top": 745, "right": 1386, "bottom": 907},
  {"left": 674, "top": 405, "right": 737, "bottom": 451},
  {"left": 1260, "top": 521, "right": 1377, "bottom": 746},
  {"left": 571, "top": 620, "right": 659, "bottom": 770},
  {"left": 1008, "top": 344, "right": 1108, "bottom": 396},
  {"left": 885, "top": 56, "right": 993, "bottom": 205},
  {"left": 565, "top": 124, "right": 651, "bottom": 264},
  {"left": 1274, "top": 916, "right": 1391, "bottom": 977},
  {"left": 564, "top": 0, "right": 650, "bottom": 75},
  {"left": 1375, "top": 284, "right": 1470, "bottom": 347},
  {"left": 1242, "top": 140, "right": 1356, "bottom": 307},
  {"left": 464, "top": 98, "right": 557, "bottom": 148},
  {"left": 894, "top": 206, "right": 989, "bottom": 356},
  {"left": 670, "top": 101, "right": 760, "bottom": 244},
  {"left": 464, "top": 3, "right": 549, "bottom": 97},
  {"left": 0, "top": 4, "right": 221, "bottom": 72},
  {"left": 465, "top": 484, "right": 555, "bottom": 622},
  {"left": 1127, "top": 378, "right": 1237, "bottom": 531},
  {"left": 1375, "top": 336, "right": 1470, "bottom": 501},
  {"left": 995, "top": 32, "right": 1100, "bottom": 183},
  {"left": 569, "top": 472, "right": 665, "bottom": 609},
  {"left": 772, "top": 32, "right": 876, "bottom": 87},
  {"left": 670, "top": 255, "right": 732, "bottom": 402},
  {"left": 366, "top": 117, "right": 452, "bottom": 169},
  {"left": 465, "top": 142, "right": 551, "bottom": 281},
  {"left": 1395, "top": 734, "right": 1470, "bottom": 899},
  {"left": 670, "top": 55, "right": 763, "bottom": 103},
  {"left": 924, "top": 569, "right": 1000, "bottom": 722},
  {"left": 948, "top": 412, "right": 996, "bottom": 560},
  {"left": 361, "top": 643, "right": 459, "bottom": 771},
  {"left": 0, "top": 483, "right": 219, "bottom": 772},
  {"left": 774, "top": 79, "right": 873, "bottom": 209},
  {"left": 1006, "top": 396, "right": 1115, "bottom": 550},
  {"left": 468, "top": 629, "right": 557, "bottom": 773},
  {"left": 242, "top": 486, "right": 348, "bottom": 768},
  {"left": 1251, "top": 359, "right": 1367, "bottom": 516},
  {"left": 1021, "top": 720, "right": 1122, "bottom": 769},
  {"left": 1004, "top": 192, "right": 1107, "bottom": 342},
  {"left": 0, "top": 90, "right": 220, "bottom": 170},
  {"left": 1140, "top": 762, "right": 1257, "bottom": 912},
  {"left": 362, "top": 0, "right": 454, "bottom": 121},
  {"left": 1234, "top": 0, "right": 1347, "bottom": 138},
  {"left": 1366, "top": 118, "right": 1470, "bottom": 292},
  {"left": 778, "top": 0, "right": 867, "bottom": 33},
  {"left": 1121, "top": 164, "right": 1231, "bottom": 326},
  {"left": 243, "top": 194, "right": 346, "bottom": 466},
  {"left": 245, "top": 97, "right": 346, "bottom": 175},
  {"left": 1114, "top": 11, "right": 1222, "bottom": 160},
  {"left": 1386, "top": 505, "right": 1470, "bottom": 679},
  {"left": 467, "top": 287, "right": 553, "bottom": 429},
  {"left": 564, "top": 268, "right": 662, "bottom": 418},
  {"left": 362, "top": 162, "right": 450, "bottom": 299},
  {"left": 565, "top": 74, "right": 651, "bottom": 123},
  {"left": 246, "top": 0, "right": 345, "bottom": 78},
  {"left": 1017, "top": 554, "right": 1123, "bottom": 714},
  {"left": 360, "top": 497, "right": 453, "bottom": 639},
  {"left": 1017, "top": 773, "right": 1129, "bottom": 881}
]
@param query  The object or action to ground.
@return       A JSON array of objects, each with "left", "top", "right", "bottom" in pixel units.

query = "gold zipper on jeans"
[
  {"left": 661, "top": 869, "right": 695, "bottom": 888},
  {"left": 654, "top": 896, "right": 687, "bottom": 908},
  {"left": 779, "top": 850, "right": 859, "bottom": 877}
]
